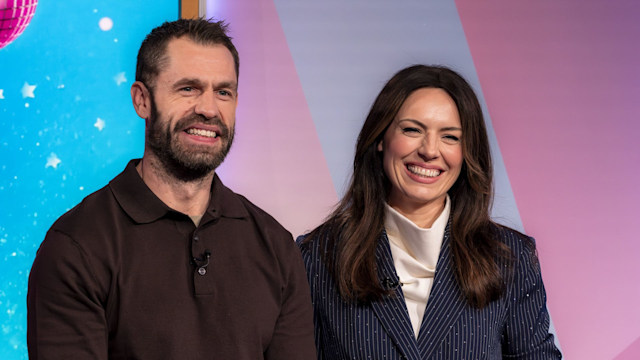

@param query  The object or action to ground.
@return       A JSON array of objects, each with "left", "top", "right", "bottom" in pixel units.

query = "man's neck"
[{"left": 136, "top": 156, "right": 214, "bottom": 218}]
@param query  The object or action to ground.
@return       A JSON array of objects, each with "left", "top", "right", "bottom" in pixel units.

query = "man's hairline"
[{"left": 145, "top": 35, "right": 238, "bottom": 91}]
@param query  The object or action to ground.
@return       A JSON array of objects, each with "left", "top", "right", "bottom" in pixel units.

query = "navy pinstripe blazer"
[{"left": 297, "top": 224, "right": 562, "bottom": 359}]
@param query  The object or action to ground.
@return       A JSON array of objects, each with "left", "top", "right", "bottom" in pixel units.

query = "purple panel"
[
  {"left": 206, "top": 0, "right": 338, "bottom": 237},
  {"left": 456, "top": 1, "right": 640, "bottom": 359},
  {"left": 614, "top": 337, "right": 640, "bottom": 360}
]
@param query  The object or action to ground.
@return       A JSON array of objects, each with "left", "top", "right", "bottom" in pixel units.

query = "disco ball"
[{"left": 0, "top": 0, "right": 38, "bottom": 49}]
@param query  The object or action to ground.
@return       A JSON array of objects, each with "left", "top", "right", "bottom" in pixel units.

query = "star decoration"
[
  {"left": 114, "top": 72, "right": 127, "bottom": 86},
  {"left": 94, "top": 118, "right": 105, "bottom": 131},
  {"left": 0, "top": 89, "right": 4, "bottom": 99},
  {"left": 21, "top": 82, "right": 36, "bottom": 98},
  {"left": 46, "top": 153, "right": 61, "bottom": 169}
]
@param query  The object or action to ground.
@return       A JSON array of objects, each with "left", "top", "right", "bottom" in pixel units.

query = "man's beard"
[{"left": 146, "top": 95, "right": 234, "bottom": 182}]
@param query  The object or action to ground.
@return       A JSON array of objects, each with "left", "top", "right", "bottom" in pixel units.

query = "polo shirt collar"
[
  {"left": 206, "top": 172, "right": 249, "bottom": 220},
  {"left": 110, "top": 159, "right": 248, "bottom": 224}
]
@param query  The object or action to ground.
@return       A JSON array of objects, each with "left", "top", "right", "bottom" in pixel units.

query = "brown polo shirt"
[{"left": 27, "top": 160, "right": 316, "bottom": 359}]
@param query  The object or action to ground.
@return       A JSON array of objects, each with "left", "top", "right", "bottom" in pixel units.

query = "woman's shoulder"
[
  {"left": 490, "top": 223, "right": 536, "bottom": 253},
  {"left": 295, "top": 230, "right": 321, "bottom": 253},
  {"left": 490, "top": 223, "right": 541, "bottom": 279},
  {"left": 296, "top": 226, "right": 332, "bottom": 267},
  {"left": 295, "top": 227, "right": 341, "bottom": 290},
  {"left": 296, "top": 221, "right": 342, "bottom": 253}
]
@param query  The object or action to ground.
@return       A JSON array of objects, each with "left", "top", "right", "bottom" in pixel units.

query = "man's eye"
[
  {"left": 218, "top": 90, "right": 231, "bottom": 96},
  {"left": 180, "top": 87, "right": 193, "bottom": 92}
]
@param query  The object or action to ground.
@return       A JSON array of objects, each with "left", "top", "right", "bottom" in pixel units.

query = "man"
[{"left": 27, "top": 18, "right": 316, "bottom": 359}]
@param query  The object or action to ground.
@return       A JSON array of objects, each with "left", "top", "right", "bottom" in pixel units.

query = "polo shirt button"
[
  {"left": 198, "top": 267, "right": 207, "bottom": 275},
  {"left": 193, "top": 235, "right": 199, "bottom": 242}
]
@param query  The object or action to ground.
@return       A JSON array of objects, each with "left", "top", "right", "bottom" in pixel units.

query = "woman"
[{"left": 297, "top": 65, "right": 561, "bottom": 359}]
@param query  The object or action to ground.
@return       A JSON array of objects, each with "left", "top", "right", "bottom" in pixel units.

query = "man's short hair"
[{"left": 135, "top": 18, "right": 240, "bottom": 89}]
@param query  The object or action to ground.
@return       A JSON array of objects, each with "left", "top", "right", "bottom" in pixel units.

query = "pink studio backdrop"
[
  {"left": 208, "top": 0, "right": 640, "bottom": 359},
  {"left": 456, "top": 1, "right": 640, "bottom": 359}
]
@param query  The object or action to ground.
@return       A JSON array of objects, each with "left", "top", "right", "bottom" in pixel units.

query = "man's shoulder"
[
  {"left": 226, "top": 189, "right": 291, "bottom": 238},
  {"left": 50, "top": 160, "right": 145, "bottom": 239},
  {"left": 49, "top": 182, "right": 120, "bottom": 238}
]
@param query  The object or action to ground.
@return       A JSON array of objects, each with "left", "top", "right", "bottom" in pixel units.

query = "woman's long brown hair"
[{"left": 306, "top": 65, "right": 511, "bottom": 308}]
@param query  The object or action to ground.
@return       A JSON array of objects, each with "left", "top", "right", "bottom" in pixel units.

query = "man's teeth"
[
  {"left": 407, "top": 165, "right": 441, "bottom": 177},
  {"left": 186, "top": 128, "right": 218, "bottom": 138}
]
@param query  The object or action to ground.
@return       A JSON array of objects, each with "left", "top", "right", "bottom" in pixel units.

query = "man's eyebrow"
[
  {"left": 173, "top": 78, "right": 205, "bottom": 88},
  {"left": 215, "top": 81, "right": 238, "bottom": 91},
  {"left": 172, "top": 78, "right": 238, "bottom": 91}
]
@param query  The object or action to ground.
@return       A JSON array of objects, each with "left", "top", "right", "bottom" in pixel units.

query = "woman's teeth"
[{"left": 407, "top": 165, "right": 441, "bottom": 177}]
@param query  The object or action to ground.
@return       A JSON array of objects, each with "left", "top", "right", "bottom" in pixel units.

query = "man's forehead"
[
  {"left": 165, "top": 37, "right": 232, "bottom": 60},
  {"left": 159, "top": 38, "right": 236, "bottom": 80}
]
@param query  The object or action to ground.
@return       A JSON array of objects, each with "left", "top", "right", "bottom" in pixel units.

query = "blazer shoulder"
[
  {"left": 490, "top": 224, "right": 541, "bottom": 282},
  {"left": 295, "top": 221, "right": 335, "bottom": 250},
  {"left": 295, "top": 228, "right": 337, "bottom": 279},
  {"left": 492, "top": 223, "right": 537, "bottom": 254},
  {"left": 295, "top": 232, "right": 317, "bottom": 252},
  {"left": 295, "top": 231, "right": 324, "bottom": 265}
]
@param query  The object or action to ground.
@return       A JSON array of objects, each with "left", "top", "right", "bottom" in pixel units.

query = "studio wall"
[
  {"left": 208, "top": 0, "right": 640, "bottom": 359},
  {"left": 2, "top": 0, "right": 639, "bottom": 359}
]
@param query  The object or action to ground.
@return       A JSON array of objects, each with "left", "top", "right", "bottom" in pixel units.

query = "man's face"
[{"left": 145, "top": 37, "right": 238, "bottom": 181}]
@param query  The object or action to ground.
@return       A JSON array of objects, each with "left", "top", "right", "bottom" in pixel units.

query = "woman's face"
[{"left": 378, "top": 87, "right": 463, "bottom": 215}]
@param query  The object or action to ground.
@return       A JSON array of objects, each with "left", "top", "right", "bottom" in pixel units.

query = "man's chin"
[
  {"left": 147, "top": 137, "right": 232, "bottom": 182},
  {"left": 167, "top": 161, "right": 216, "bottom": 182},
  {"left": 153, "top": 152, "right": 219, "bottom": 182}
]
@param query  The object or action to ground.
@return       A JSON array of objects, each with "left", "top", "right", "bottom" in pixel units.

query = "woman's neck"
[{"left": 386, "top": 196, "right": 447, "bottom": 229}]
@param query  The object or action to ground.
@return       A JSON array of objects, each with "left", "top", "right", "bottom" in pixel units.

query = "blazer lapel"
[
  {"left": 416, "top": 223, "right": 467, "bottom": 357},
  {"left": 370, "top": 232, "right": 421, "bottom": 359}
]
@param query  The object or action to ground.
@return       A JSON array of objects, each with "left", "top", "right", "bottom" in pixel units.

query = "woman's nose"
[{"left": 418, "top": 135, "right": 439, "bottom": 160}]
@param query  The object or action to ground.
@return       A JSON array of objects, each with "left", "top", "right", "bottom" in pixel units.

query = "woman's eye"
[
  {"left": 402, "top": 127, "right": 421, "bottom": 134},
  {"left": 443, "top": 135, "right": 460, "bottom": 143}
]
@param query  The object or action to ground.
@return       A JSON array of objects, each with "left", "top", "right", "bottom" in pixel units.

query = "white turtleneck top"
[{"left": 384, "top": 195, "right": 450, "bottom": 338}]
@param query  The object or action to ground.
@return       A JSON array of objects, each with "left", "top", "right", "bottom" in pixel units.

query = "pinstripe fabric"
[{"left": 297, "top": 224, "right": 561, "bottom": 359}]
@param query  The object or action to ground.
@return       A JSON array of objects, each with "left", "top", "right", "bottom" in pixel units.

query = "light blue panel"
[
  {"left": 0, "top": 1, "right": 177, "bottom": 359},
  {"left": 273, "top": 0, "right": 523, "bottom": 231}
]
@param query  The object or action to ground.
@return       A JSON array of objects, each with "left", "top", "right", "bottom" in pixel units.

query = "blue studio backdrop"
[{"left": 0, "top": 1, "right": 177, "bottom": 358}]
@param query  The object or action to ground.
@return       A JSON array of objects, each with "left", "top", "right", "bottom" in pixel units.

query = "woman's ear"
[{"left": 377, "top": 140, "right": 384, "bottom": 152}]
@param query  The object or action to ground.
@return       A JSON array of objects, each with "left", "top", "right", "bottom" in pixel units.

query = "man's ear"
[{"left": 131, "top": 81, "right": 151, "bottom": 119}]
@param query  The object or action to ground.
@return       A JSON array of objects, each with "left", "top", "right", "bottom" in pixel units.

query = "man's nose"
[{"left": 194, "top": 91, "right": 220, "bottom": 119}]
